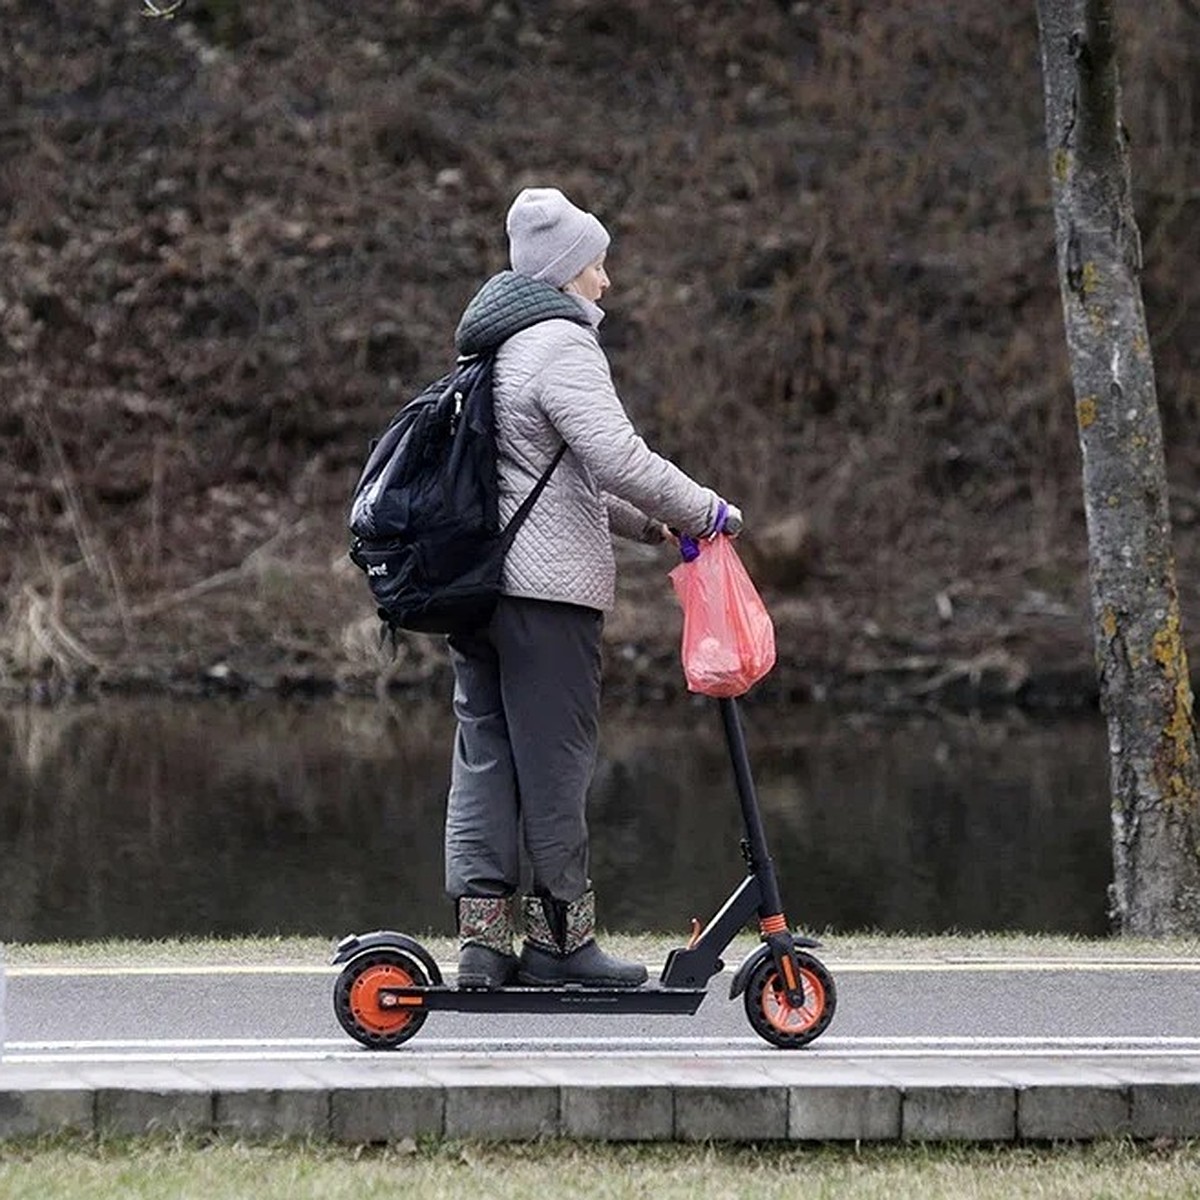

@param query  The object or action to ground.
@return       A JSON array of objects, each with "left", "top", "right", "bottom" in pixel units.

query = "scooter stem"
[
  {"left": 718, "top": 697, "right": 809, "bottom": 1007},
  {"left": 718, "top": 696, "right": 785, "bottom": 920}
]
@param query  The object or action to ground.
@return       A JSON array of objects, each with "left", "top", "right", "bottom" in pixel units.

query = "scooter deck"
[{"left": 377, "top": 984, "right": 709, "bottom": 1015}]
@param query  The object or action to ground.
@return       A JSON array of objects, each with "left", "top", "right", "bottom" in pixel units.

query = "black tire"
[
  {"left": 743, "top": 951, "right": 836, "bottom": 1049},
  {"left": 333, "top": 948, "right": 429, "bottom": 1049}
]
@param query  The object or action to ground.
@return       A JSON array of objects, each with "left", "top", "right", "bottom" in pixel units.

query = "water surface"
[{"left": 0, "top": 697, "right": 1111, "bottom": 942}]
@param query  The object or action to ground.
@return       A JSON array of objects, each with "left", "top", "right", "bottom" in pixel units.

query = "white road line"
[
  {"left": 8, "top": 1035, "right": 1200, "bottom": 1065},
  {"left": 10, "top": 1035, "right": 1200, "bottom": 1050},
  {"left": 829, "top": 961, "right": 1200, "bottom": 973},
  {"left": 7, "top": 1048, "right": 1200, "bottom": 1064},
  {"left": 7, "top": 965, "right": 338, "bottom": 978},
  {"left": 8, "top": 1038, "right": 350, "bottom": 1050}
]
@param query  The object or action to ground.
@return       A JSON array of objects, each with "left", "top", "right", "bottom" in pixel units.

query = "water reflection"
[{"left": 0, "top": 698, "right": 1112, "bottom": 942}]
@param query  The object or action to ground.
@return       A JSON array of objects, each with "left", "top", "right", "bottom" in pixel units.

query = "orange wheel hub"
[
  {"left": 761, "top": 966, "right": 826, "bottom": 1035},
  {"left": 349, "top": 962, "right": 417, "bottom": 1036}
]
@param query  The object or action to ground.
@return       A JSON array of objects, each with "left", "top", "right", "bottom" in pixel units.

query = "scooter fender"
[
  {"left": 331, "top": 930, "right": 444, "bottom": 986},
  {"left": 728, "top": 936, "right": 822, "bottom": 1000}
]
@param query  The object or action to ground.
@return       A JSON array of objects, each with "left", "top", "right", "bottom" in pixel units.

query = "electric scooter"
[{"left": 331, "top": 694, "right": 836, "bottom": 1050}]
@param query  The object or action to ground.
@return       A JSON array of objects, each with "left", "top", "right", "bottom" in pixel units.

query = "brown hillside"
[{"left": 2, "top": 0, "right": 1199, "bottom": 706}]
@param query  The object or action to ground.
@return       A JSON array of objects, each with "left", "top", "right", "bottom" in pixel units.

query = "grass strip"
[
  {"left": 4, "top": 930, "right": 1200, "bottom": 969},
  {"left": 1, "top": 1137, "right": 1199, "bottom": 1200}
]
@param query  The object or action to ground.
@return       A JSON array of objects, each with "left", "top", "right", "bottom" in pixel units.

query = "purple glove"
[
  {"left": 717, "top": 501, "right": 744, "bottom": 536},
  {"left": 709, "top": 500, "right": 743, "bottom": 536},
  {"left": 679, "top": 500, "right": 744, "bottom": 561}
]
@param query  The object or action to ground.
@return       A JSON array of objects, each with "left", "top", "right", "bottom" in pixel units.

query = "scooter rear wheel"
[
  {"left": 334, "top": 948, "right": 429, "bottom": 1049},
  {"left": 744, "top": 951, "right": 836, "bottom": 1048}
]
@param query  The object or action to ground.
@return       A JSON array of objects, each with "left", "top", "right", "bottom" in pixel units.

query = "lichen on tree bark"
[{"left": 1036, "top": 0, "right": 1200, "bottom": 933}]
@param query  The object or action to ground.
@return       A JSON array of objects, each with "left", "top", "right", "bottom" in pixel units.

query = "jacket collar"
[
  {"left": 565, "top": 292, "right": 605, "bottom": 329},
  {"left": 455, "top": 271, "right": 590, "bottom": 356}
]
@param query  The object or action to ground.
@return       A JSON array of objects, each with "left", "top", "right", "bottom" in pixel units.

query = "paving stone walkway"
[{"left": 4, "top": 1054, "right": 1200, "bottom": 1142}]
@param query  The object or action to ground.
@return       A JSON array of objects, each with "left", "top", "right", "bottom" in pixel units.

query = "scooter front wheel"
[
  {"left": 334, "top": 948, "right": 429, "bottom": 1049},
  {"left": 744, "top": 951, "right": 836, "bottom": 1049}
]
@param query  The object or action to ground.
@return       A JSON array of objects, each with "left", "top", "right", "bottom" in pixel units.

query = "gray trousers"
[{"left": 445, "top": 595, "right": 604, "bottom": 903}]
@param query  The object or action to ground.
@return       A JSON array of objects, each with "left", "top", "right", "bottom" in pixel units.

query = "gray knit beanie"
[{"left": 506, "top": 187, "right": 611, "bottom": 289}]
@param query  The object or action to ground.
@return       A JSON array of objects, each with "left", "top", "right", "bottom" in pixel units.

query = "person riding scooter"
[{"left": 445, "top": 186, "right": 743, "bottom": 990}]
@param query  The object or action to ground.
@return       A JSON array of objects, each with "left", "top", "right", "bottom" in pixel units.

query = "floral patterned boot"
[{"left": 517, "top": 890, "right": 647, "bottom": 988}]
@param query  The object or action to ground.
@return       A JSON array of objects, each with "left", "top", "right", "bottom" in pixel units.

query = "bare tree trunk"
[{"left": 1036, "top": 0, "right": 1200, "bottom": 934}]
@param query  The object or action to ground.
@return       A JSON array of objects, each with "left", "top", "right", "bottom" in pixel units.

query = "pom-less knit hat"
[{"left": 506, "top": 187, "right": 610, "bottom": 289}]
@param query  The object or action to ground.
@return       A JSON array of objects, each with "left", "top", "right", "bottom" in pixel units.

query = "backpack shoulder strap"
[{"left": 500, "top": 442, "right": 566, "bottom": 550}]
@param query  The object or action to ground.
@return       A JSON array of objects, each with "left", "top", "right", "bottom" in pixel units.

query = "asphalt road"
[{"left": 7, "top": 958, "right": 1200, "bottom": 1063}]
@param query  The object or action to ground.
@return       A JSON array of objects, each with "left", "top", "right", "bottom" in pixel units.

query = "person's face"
[{"left": 565, "top": 255, "right": 610, "bottom": 303}]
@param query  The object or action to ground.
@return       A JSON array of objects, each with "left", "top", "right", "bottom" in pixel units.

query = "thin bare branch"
[
  {"left": 125, "top": 520, "right": 313, "bottom": 619},
  {"left": 141, "top": 0, "right": 185, "bottom": 18}
]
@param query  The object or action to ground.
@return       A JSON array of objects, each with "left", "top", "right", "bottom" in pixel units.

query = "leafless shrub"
[
  {"left": 2, "top": 0, "right": 1198, "bottom": 686},
  {"left": 5, "top": 573, "right": 107, "bottom": 680}
]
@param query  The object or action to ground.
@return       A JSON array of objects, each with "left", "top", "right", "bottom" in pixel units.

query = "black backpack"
[{"left": 348, "top": 351, "right": 564, "bottom": 638}]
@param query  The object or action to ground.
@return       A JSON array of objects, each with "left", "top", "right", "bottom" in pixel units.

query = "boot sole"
[{"left": 456, "top": 952, "right": 519, "bottom": 991}]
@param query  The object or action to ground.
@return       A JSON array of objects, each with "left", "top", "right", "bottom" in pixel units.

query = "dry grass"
[
  {"left": 7, "top": 930, "right": 1200, "bottom": 970},
  {"left": 1, "top": 1138, "right": 1200, "bottom": 1200},
  {"left": 2, "top": 1, "right": 1199, "bottom": 696}
]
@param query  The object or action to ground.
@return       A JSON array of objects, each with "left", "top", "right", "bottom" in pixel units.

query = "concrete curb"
[{"left": 5, "top": 1056, "right": 1200, "bottom": 1142}]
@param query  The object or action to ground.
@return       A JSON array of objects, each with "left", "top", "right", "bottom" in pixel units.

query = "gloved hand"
[
  {"left": 675, "top": 501, "right": 744, "bottom": 561},
  {"left": 710, "top": 499, "right": 743, "bottom": 537}
]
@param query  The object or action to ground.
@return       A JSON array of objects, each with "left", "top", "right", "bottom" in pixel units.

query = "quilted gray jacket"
[{"left": 455, "top": 273, "right": 720, "bottom": 612}]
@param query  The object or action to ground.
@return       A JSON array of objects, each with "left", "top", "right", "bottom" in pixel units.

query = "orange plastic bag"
[{"left": 669, "top": 534, "right": 776, "bottom": 697}]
